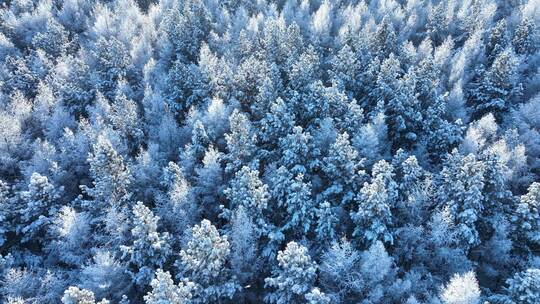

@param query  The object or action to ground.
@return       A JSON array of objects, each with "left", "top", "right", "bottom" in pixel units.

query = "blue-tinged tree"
[
  {"left": 370, "top": 17, "right": 397, "bottom": 59},
  {"left": 305, "top": 288, "right": 330, "bottom": 304},
  {"left": 17, "top": 172, "right": 61, "bottom": 244},
  {"left": 46, "top": 206, "right": 91, "bottom": 266},
  {"left": 278, "top": 126, "right": 317, "bottom": 174},
  {"left": 0, "top": 180, "right": 11, "bottom": 247},
  {"left": 468, "top": 48, "right": 522, "bottom": 121},
  {"left": 193, "top": 146, "right": 223, "bottom": 220},
  {"left": 224, "top": 110, "right": 257, "bottom": 173},
  {"left": 423, "top": 94, "right": 463, "bottom": 163},
  {"left": 3, "top": 56, "right": 39, "bottom": 97},
  {"left": 437, "top": 151, "right": 485, "bottom": 250},
  {"left": 321, "top": 132, "right": 365, "bottom": 209},
  {"left": 177, "top": 219, "right": 239, "bottom": 303},
  {"left": 281, "top": 172, "right": 315, "bottom": 236},
  {"left": 180, "top": 120, "right": 210, "bottom": 177},
  {"left": 512, "top": 182, "right": 540, "bottom": 246},
  {"left": 109, "top": 93, "right": 144, "bottom": 152},
  {"left": 393, "top": 153, "right": 431, "bottom": 225},
  {"left": 121, "top": 202, "right": 172, "bottom": 287},
  {"left": 259, "top": 97, "right": 295, "bottom": 145},
  {"left": 229, "top": 206, "right": 260, "bottom": 290},
  {"left": 512, "top": 17, "right": 538, "bottom": 55},
  {"left": 319, "top": 238, "right": 363, "bottom": 302},
  {"left": 287, "top": 46, "right": 320, "bottom": 91},
  {"left": 368, "top": 54, "right": 401, "bottom": 113},
  {"left": 165, "top": 60, "right": 204, "bottom": 117},
  {"left": 81, "top": 134, "right": 131, "bottom": 213},
  {"left": 486, "top": 19, "right": 509, "bottom": 64},
  {"left": 144, "top": 269, "right": 195, "bottom": 304},
  {"left": 91, "top": 36, "right": 131, "bottom": 99},
  {"left": 223, "top": 166, "right": 269, "bottom": 233},
  {"left": 265, "top": 241, "right": 317, "bottom": 304},
  {"left": 80, "top": 250, "right": 131, "bottom": 302},
  {"left": 31, "top": 19, "right": 69, "bottom": 58},
  {"left": 351, "top": 160, "right": 397, "bottom": 245},
  {"left": 506, "top": 269, "right": 540, "bottom": 304},
  {"left": 386, "top": 69, "right": 423, "bottom": 150}
]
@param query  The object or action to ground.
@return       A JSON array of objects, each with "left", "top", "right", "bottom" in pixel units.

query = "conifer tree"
[{"left": 265, "top": 241, "right": 317, "bottom": 304}]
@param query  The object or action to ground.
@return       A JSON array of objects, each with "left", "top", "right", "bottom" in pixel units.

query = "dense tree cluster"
[{"left": 0, "top": 0, "right": 539, "bottom": 303}]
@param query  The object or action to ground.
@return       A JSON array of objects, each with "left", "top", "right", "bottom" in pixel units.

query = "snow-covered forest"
[{"left": 0, "top": 0, "right": 539, "bottom": 303}]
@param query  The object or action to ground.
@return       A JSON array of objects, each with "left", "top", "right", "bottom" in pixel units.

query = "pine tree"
[
  {"left": 121, "top": 202, "right": 172, "bottom": 286},
  {"left": 180, "top": 120, "right": 210, "bottom": 177},
  {"left": 259, "top": 98, "right": 295, "bottom": 145},
  {"left": 437, "top": 151, "right": 485, "bottom": 249},
  {"left": 351, "top": 160, "right": 397, "bottom": 245},
  {"left": 512, "top": 18, "right": 538, "bottom": 55},
  {"left": 0, "top": 180, "right": 11, "bottom": 247},
  {"left": 193, "top": 146, "right": 223, "bottom": 220},
  {"left": 506, "top": 269, "right": 540, "bottom": 304},
  {"left": 386, "top": 69, "right": 423, "bottom": 150},
  {"left": 486, "top": 19, "right": 509, "bottom": 63},
  {"left": 512, "top": 182, "right": 540, "bottom": 245},
  {"left": 224, "top": 110, "right": 257, "bottom": 173},
  {"left": 440, "top": 271, "right": 481, "bottom": 304},
  {"left": 224, "top": 166, "right": 269, "bottom": 232},
  {"left": 177, "top": 220, "right": 239, "bottom": 303},
  {"left": 265, "top": 241, "right": 317, "bottom": 304},
  {"left": 17, "top": 172, "right": 61, "bottom": 244},
  {"left": 82, "top": 134, "right": 131, "bottom": 211},
  {"left": 370, "top": 17, "right": 397, "bottom": 59},
  {"left": 144, "top": 269, "right": 195, "bottom": 304},
  {"left": 468, "top": 48, "right": 522, "bottom": 121},
  {"left": 278, "top": 126, "right": 316, "bottom": 174},
  {"left": 61, "top": 286, "right": 110, "bottom": 304},
  {"left": 281, "top": 172, "right": 315, "bottom": 235}
]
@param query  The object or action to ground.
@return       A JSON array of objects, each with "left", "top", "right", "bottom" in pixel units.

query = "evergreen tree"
[
  {"left": 265, "top": 241, "right": 317, "bottom": 304},
  {"left": 224, "top": 110, "right": 257, "bottom": 173},
  {"left": 61, "top": 286, "right": 110, "bottom": 304},
  {"left": 144, "top": 269, "right": 195, "bottom": 304},
  {"left": 512, "top": 182, "right": 540, "bottom": 246},
  {"left": 437, "top": 151, "right": 485, "bottom": 250},
  {"left": 121, "top": 202, "right": 172, "bottom": 286},
  {"left": 223, "top": 166, "right": 269, "bottom": 232},
  {"left": 506, "top": 269, "right": 540, "bottom": 304},
  {"left": 82, "top": 134, "right": 131, "bottom": 211},
  {"left": 469, "top": 48, "right": 522, "bottom": 121},
  {"left": 440, "top": 271, "right": 481, "bottom": 304},
  {"left": 17, "top": 172, "right": 61, "bottom": 244},
  {"left": 512, "top": 18, "right": 538, "bottom": 55},
  {"left": 177, "top": 220, "right": 239, "bottom": 303},
  {"left": 351, "top": 160, "right": 397, "bottom": 245}
]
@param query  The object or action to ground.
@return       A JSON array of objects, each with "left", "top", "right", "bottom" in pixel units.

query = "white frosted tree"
[
  {"left": 437, "top": 151, "right": 486, "bottom": 249},
  {"left": 224, "top": 110, "right": 257, "bottom": 173},
  {"left": 144, "top": 269, "right": 195, "bottom": 304},
  {"left": 224, "top": 166, "right": 269, "bottom": 232},
  {"left": 178, "top": 219, "right": 239, "bottom": 303},
  {"left": 156, "top": 162, "right": 196, "bottom": 235},
  {"left": 265, "top": 241, "right": 317, "bottom": 304},
  {"left": 351, "top": 160, "right": 397, "bottom": 245},
  {"left": 121, "top": 202, "right": 172, "bottom": 286},
  {"left": 61, "top": 286, "right": 110, "bottom": 304},
  {"left": 82, "top": 134, "right": 131, "bottom": 212},
  {"left": 440, "top": 271, "right": 481, "bottom": 304},
  {"left": 512, "top": 182, "right": 540, "bottom": 245},
  {"left": 17, "top": 172, "right": 61, "bottom": 244}
]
